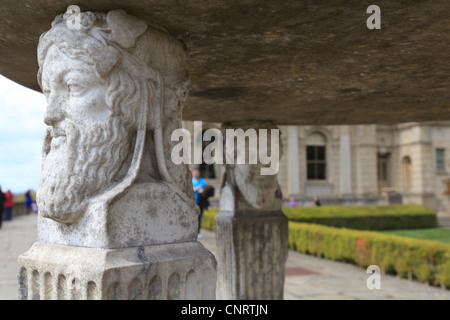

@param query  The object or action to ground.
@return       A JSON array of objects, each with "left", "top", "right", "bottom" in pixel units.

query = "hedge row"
[
  {"left": 201, "top": 209, "right": 450, "bottom": 288},
  {"left": 203, "top": 205, "right": 437, "bottom": 231},
  {"left": 282, "top": 205, "right": 437, "bottom": 230},
  {"left": 288, "top": 222, "right": 450, "bottom": 288}
]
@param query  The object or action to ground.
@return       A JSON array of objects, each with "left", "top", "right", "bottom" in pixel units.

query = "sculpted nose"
[{"left": 44, "top": 95, "right": 64, "bottom": 126}]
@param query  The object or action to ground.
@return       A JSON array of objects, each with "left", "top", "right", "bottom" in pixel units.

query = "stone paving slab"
[
  {"left": 0, "top": 214, "right": 37, "bottom": 300},
  {"left": 1, "top": 214, "right": 450, "bottom": 300}
]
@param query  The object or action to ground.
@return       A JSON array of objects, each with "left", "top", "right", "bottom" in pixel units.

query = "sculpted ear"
[{"left": 107, "top": 9, "right": 148, "bottom": 49}]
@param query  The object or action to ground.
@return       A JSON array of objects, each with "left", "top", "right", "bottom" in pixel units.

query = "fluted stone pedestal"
[
  {"left": 215, "top": 121, "right": 288, "bottom": 300},
  {"left": 215, "top": 211, "right": 288, "bottom": 300},
  {"left": 18, "top": 241, "right": 216, "bottom": 300}
]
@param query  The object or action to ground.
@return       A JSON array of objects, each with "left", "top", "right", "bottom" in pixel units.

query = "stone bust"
[
  {"left": 36, "top": 9, "right": 197, "bottom": 247},
  {"left": 220, "top": 121, "right": 282, "bottom": 212}
]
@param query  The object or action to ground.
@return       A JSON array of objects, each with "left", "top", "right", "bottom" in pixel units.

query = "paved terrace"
[{"left": 1, "top": 214, "right": 449, "bottom": 300}]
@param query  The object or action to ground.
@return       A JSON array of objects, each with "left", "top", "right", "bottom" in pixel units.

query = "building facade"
[{"left": 182, "top": 121, "right": 450, "bottom": 214}]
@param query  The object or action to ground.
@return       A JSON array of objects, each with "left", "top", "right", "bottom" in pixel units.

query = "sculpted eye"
[{"left": 67, "top": 82, "right": 85, "bottom": 95}]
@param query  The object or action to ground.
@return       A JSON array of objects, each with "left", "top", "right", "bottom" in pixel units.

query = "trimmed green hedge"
[
  {"left": 283, "top": 205, "right": 437, "bottom": 230},
  {"left": 201, "top": 209, "right": 450, "bottom": 288},
  {"left": 203, "top": 205, "right": 437, "bottom": 231},
  {"left": 288, "top": 222, "right": 450, "bottom": 288}
]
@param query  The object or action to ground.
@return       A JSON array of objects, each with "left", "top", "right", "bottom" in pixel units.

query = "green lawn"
[{"left": 381, "top": 228, "right": 450, "bottom": 244}]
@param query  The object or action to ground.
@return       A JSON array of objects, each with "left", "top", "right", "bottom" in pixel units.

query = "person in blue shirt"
[
  {"left": 192, "top": 168, "right": 207, "bottom": 238},
  {"left": 25, "top": 190, "right": 33, "bottom": 214}
]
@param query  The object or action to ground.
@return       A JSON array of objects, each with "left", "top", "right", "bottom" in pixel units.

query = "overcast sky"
[{"left": 0, "top": 75, "right": 47, "bottom": 194}]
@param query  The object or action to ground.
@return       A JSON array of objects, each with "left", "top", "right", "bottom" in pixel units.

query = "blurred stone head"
[{"left": 222, "top": 121, "right": 282, "bottom": 210}]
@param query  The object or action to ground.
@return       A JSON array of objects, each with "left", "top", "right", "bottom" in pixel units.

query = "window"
[
  {"left": 436, "top": 148, "right": 445, "bottom": 172},
  {"left": 306, "top": 132, "right": 326, "bottom": 180},
  {"left": 199, "top": 129, "right": 217, "bottom": 179},
  {"left": 377, "top": 153, "right": 389, "bottom": 182}
]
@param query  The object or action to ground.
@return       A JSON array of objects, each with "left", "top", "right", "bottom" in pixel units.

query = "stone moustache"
[{"left": 35, "top": 9, "right": 197, "bottom": 248}]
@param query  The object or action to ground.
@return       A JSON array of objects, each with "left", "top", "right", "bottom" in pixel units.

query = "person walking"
[
  {"left": 0, "top": 187, "right": 4, "bottom": 229},
  {"left": 313, "top": 196, "right": 322, "bottom": 207},
  {"left": 3, "top": 190, "right": 14, "bottom": 221},
  {"left": 192, "top": 168, "right": 207, "bottom": 239},
  {"left": 24, "top": 190, "right": 32, "bottom": 214}
]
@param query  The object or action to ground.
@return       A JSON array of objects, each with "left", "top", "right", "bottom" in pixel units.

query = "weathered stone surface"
[
  {"left": 35, "top": 9, "right": 195, "bottom": 234},
  {"left": 215, "top": 211, "right": 288, "bottom": 300},
  {"left": 1, "top": 1, "right": 450, "bottom": 125},
  {"left": 17, "top": 9, "right": 217, "bottom": 299},
  {"left": 215, "top": 121, "right": 288, "bottom": 299},
  {"left": 31, "top": 8, "right": 197, "bottom": 246},
  {"left": 38, "top": 182, "right": 198, "bottom": 248},
  {"left": 219, "top": 120, "right": 283, "bottom": 212},
  {"left": 18, "top": 241, "right": 216, "bottom": 300}
]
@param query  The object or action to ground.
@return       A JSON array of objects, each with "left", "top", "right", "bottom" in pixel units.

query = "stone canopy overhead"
[{"left": 1, "top": 0, "right": 450, "bottom": 125}]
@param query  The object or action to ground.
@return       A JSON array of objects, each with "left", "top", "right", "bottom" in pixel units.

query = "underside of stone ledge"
[{"left": 1, "top": 0, "right": 450, "bottom": 125}]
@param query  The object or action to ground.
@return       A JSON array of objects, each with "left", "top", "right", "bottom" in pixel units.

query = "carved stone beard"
[
  {"left": 37, "top": 117, "right": 131, "bottom": 224},
  {"left": 232, "top": 165, "right": 280, "bottom": 210}
]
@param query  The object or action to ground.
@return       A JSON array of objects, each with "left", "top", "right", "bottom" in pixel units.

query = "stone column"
[
  {"left": 287, "top": 126, "right": 300, "bottom": 196},
  {"left": 215, "top": 121, "right": 288, "bottom": 300},
  {"left": 355, "top": 125, "right": 378, "bottom": 195},
  {"left": 17, "top": 8, "right": 216, "bottom": 300},
  {"left": 339, "top": 125, "right": 352, "bottom": 195}
]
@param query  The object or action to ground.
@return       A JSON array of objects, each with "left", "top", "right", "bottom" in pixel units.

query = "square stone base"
[
  {"left": 215, "top": 211, "right": 288, "bottom": 300},
  {"left": 18, "top": 241, "right": 216, "bottom": 300}
]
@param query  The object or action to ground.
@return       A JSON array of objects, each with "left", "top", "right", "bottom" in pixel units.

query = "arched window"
[
  {"left": 402, "top": 156, "right": 412, "bottom": 192},
  {"left": 306, "top": 132, "right": 326, "bottom": 180}
]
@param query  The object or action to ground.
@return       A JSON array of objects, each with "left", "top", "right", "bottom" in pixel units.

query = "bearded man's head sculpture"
[
  {"left": 221, "top": 121, "right": 283, "bottom": 211},
  {"left": 36, "top": 9, "right": 191, "bottom": 224}
]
